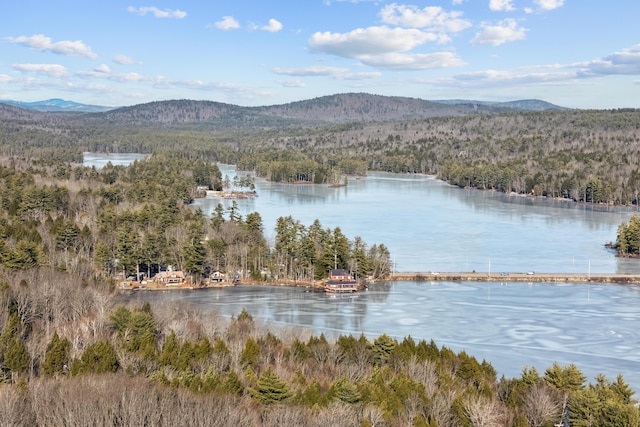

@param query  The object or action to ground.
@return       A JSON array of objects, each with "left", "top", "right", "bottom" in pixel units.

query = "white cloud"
[
  {"left": 470, "top": 18, "right": 527, "bottom": 46},
  {"left": 534, "top": 0, "right": 564, "bottom": 11},
  {"left": 76, "top": 69, "right": 145, "bottom": 82},
  {"left": 279, "top": 79, "right": 306, "bottom": 87},
  {"left": 438, "top": 44, "right": 640, "bottom": 90},
  {"left": 6, "top": 34, "right": 97, "bottom": 59},
  {"left": 358, "top": 52, "right": 466, "bottom": 70},
  {"left": 342, "top": 71, "right": 383, "bottom": 80},
  {"left": 446, "top": 69, "right": 575, "bottom": 88},
  {"left": 272, "top": 66, "right": 350, "bottom": 76},
  {"left": 12, "top": 63, "right": 68, "bottom": 77},
  {"left": 309, "top": 26, "right": 438, "bottom": 58},
  {"left": 94, "top": 64, "right": 111, "bottom": 74},
  {"left": 379, "top": 4, "right": 471, "bottom": 33},
  {"left": 214, "top": 16, "right": 240, "bottom": 30},
  {"left": 114, "top": 54, "right": 140, "bottom": 65},
  {"left": 489, "top": 0, "right": 515, "bottom": 11},
  {"left": 261, "top": 19, "right": 283, "bottom": 32},
  {"left": 127, "top": 6, "right": 187, "bottom": 19},
  {"left": 578, "top": 44, "right": 640, "bottom": 76},
  {"left": 272, "top": 66, "right": 381, "bottom": 80}
]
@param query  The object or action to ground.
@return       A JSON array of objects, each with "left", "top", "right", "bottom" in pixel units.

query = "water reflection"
[
  {"left": 125, "top": 281, "right": 640, "bottom": 390},
  {"left": 82, "top": 152, "right": 147, "bottom": 168},
  {"left": 194, "top": 166, "right": 640, "bottom": 274}
]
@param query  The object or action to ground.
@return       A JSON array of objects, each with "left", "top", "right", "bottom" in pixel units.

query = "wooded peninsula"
[{"left": 1, "top": 94, "right": 639, "bottom": 426}]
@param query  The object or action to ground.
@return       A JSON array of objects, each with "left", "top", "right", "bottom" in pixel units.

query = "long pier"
[{"left": 388, "top": 271, "right": 640, "bottom": 284}]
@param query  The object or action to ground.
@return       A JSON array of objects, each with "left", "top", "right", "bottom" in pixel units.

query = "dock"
[{"left": 388, "top": 271, "right": 640, "bottom": 284}]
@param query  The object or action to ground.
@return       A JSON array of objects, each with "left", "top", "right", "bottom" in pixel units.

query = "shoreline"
[
  {"left": 119, "top": 271, "right": 640, "bottom": 294},
  {"left": 388, "top": 271, "right": 640, "bottom": 284}
]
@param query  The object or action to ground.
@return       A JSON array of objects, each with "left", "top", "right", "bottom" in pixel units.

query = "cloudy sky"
[{"left": 1, "top": 0, "right": 638, "bottom": 108}]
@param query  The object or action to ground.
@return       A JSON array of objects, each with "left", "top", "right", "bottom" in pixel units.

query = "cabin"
[
  {"left": 154, "top": 270, "right": 186, "bottom": 286},
  {"left": 329, "top": 269, "right": 354, "bottom": 282},
  {"left": 325, "top": 269, "right": 359, "bottom": 292},
  {"left": 209, "top": 270, "right": 226, "bottom": 282}
]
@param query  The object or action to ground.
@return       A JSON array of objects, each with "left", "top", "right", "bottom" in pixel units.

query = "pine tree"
[
  {"left": 159, "top": 330, "right": 180, "bottom": 367},
  {"left": 72, "top": 340, "right": 119, "bottom": 375},
  {"left": 240, "top": 336, "right": 260, "bottom": 368},
  {"left": 5, "top": 338, "right": 30, "bottom": 377},
  {"left": 331, "top": 377, "right": 361, "bottom": 404},
  {"left": 249, "top": 367, "right": 293, "bottom": 404},
  {"left": 373, "top": 334, "right": 397, "bottom": 366},
  {"left": 42, "top": 332, "right": 71, "bottom": 376},
  {"left": 221, "top": 370, "right": 244, "bottom": 396}
]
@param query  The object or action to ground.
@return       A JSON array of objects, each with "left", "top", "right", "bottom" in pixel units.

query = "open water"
[{"left": 86, "top": 155, "right": 640, "bottom": 389}]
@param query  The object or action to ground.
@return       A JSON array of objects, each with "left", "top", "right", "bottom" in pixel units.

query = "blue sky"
[{"left": 1, "top": 0, "right": 638, "bottom": 108}]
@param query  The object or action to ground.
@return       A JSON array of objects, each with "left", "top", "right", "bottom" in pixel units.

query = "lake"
[
  {"left": 86, "top": 154, "right": 640, "bottom": 389},
  {"left": 83, "top": 152, "right": 147, "bottom": 169},
  {"left": 194, "top": 164, "right": 640, "bottom": 275},
  {"left": 130, "top": 281, "right": 640, "bottom": 390}
]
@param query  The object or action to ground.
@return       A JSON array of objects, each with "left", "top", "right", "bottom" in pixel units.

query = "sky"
[{"left": 1, "top": 0, "right": 639, "bottom": 109}]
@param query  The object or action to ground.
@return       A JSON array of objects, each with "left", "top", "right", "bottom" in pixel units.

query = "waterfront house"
[
  {"left": 209, "top": 270, "right": 226, "bottom": 282},
  {"left": 154, "top": 270, "right": 186, "bottom": 286},
  {"left": 329, "top": 269, "right": 353, "bottom": 282},
  {"left": 325, "top": 269, "right": 359, "bottom": 292}
]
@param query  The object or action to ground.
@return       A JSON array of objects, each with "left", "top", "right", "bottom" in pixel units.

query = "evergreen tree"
[
  {"left": 54, "top": 219, "right": 80, "bottom": 251},
  {"left": 210, "top": 203, "right": 225, "bottom": 230},
  {"left": 114, "top": 224, "right": 141, "bottom": 276},
  {"left": 71, "top": 340, "right": 118, "bottom": 375},
  {"left": 331, "top": 377, "right": 361, "bottom": 404},
  {"left": 240, "top": 336, "right": 260, "bottom": 368},
  {"left": 615, "top": 213, "right": 640, "bottom": 255},
  {"left": 221, "top": 370, "right": 244, "bottom": 396},
  {"left": 93, "top": 240, "right": 112, "bottom": 274},
  {"left": 5, "top": 338, "right": 30, "bottom": 377},
  {"left": 159, "top": 330, "right": 180, "bottom": 367},
  {"left": 373, "top": 334, "right": 397, "bottom": 366},
  {"left": 544, "top": 362, "right": 586, "bottom": 393},
  {"left": 42, "top": 332, "right": 71, "bottom": 376},
  {"left": 249, "top": 367, "right": 293, "bottom": 404}
]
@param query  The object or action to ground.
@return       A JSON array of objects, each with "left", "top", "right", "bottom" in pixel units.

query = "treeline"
[
  {"left": 273, "top": 216, "right": 391, "bottom": 282},
  {"left": 0, "top": 290, "right": 637, "bottom": 426},
  {"left": 615, "top": 213, "right": 640, "bottom": 256},
  {"left": 235, "top": 150, "right": 367, "bottom": 184},
  {"left": 0, "top": 156, "right": 388, "bottom": 283},
  {"left": 0, "top": 155, "right": 637, "bottom": 426},
  {"left": 4, "top": 106, "right": 640, "bottom": 205}
]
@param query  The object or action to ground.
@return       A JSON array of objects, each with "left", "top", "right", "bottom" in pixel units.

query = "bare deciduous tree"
[
  {"left": 523, "top": 384, "right": 561, "bottom": 427},
  {"left": 362, "top": 404, "right": 386, "bottom": 427},
  {"left": 464, "top": 395, "right": 505, "bottom": 427},
  {"left": 0, "top": 385, "right": 35, "bottom": 427}
]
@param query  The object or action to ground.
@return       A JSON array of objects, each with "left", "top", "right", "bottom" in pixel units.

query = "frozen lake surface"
[
  {"left": 128, "top": 281, "right": 640, "bottom": 390},
  {"left": 87, "top": 156, "right": 640, "bottom": 389}
]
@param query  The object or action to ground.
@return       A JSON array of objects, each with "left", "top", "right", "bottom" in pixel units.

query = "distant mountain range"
[
  {"left": 433, "top": 99, "right": 568, "bottom": 111},
  {"left": 0, "top": 98, "right": 113, "bottom": 113},
  {"left": 0, "top": 94, "right": 567, "bottom": 117}
]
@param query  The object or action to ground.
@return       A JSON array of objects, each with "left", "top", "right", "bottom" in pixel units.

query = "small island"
[{"left": 611, "top": 213, "right": 640, "bottom": 257}]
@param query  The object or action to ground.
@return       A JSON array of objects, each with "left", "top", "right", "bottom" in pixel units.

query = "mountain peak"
[{"left": 0, "top": 98, "right": 114, "bottom": 113}]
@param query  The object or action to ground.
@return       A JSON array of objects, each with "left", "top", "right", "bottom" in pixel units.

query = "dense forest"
[
  {"left": 1, "top": 96, "right": 639, "bottom": 204},
  {"left": 0, "top": 155, "right": 636, "bottom": 427},
  {"left": 615, "top": 213, "right": 640, "bottom": 256},
  {"left": 1, "top": 95, "right": 640, "bottom": 425},
  {"left": 0, "top": 155, "right": 389, "bottom": 282}
]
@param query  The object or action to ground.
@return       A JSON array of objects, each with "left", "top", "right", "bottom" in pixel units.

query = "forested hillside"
[
  {"left": 1, "top": 94, "right": 638, "bottom": 204},
  {"left": 0, "top": 151, "right": 636, "bottom": 426},
  {"left": 0, "top": 154, "right": 640, "bottom": 427},
  {"left": 1, "top": 95, "right": 640, "bottom": 425}
]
